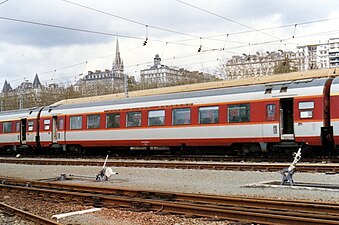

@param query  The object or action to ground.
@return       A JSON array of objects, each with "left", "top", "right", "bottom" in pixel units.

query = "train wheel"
[
  {"left": 3, "top": 146, "right": 16, "bottom": 155},
  {"left": 238, "top": 143, "right": 262, "bottom": 156},
  {"left": 68, "top": 145, "right": 84, "bottom": 155}
]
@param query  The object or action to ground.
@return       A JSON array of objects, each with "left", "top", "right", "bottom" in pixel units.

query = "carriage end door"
[
  {"left": 280, "top": 98, "right": 295, "bottom": 141},
  {"left": 57, "top": 116, "right": 66, "bottom": 143},
  {"left": 51, "top": 116, "right": 58, "bottom": 143},
  {"left": 20, "top": 118, "right": 27, "bottom": 145}
]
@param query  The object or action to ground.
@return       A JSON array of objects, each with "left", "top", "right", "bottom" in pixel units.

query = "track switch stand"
[{"left": 281, "top": 142, "right": 304, "bottom": 186}]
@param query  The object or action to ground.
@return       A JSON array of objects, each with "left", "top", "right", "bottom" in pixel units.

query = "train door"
[
  {"left": 57, "top": 116, "right": 66, "bottom": 144},
  {"left": 20, "top": 118, "right": 27, "bottom": 145},
  {"left": 280, "top": 98, "right": 295, "bottom": 141},
  {"left": 52, "top": 116, "right": 58, "bottom": 143}
]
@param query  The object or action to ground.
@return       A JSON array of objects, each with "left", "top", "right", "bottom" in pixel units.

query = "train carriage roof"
[
  {"left": 53, "top": 68, "right": 338, "bottom": 107},
  {"left": 44, "top": 77, "right": 330, "bottom": 112},
  {"left": 330, "top": 76, "right": 339, "bottom": 94},
  {"left": 0, "top": 107, "right": 42, "bottom": 121}
]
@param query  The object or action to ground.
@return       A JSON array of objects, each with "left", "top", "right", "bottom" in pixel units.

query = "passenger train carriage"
[
  {"left": 0, "top": 107, "right": 43, "bottom": 151},
  {"left": 0, "top": 76, "right": 338, "bottom": 155}
]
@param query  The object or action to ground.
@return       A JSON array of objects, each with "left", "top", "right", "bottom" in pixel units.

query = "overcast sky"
[{"left": 0, "top": 0, "right": 338, "bottom": 88}]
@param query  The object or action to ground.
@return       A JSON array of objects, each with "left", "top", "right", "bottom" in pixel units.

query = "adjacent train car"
[
  {"left": 330, "top": 76, "right": 339, "bottom": 150},
  {"left": 0, "top": 107, "right": 43, "bottom": 152},
  {"left": 0, "top": 77, "right": 336, "bottom": 155}
]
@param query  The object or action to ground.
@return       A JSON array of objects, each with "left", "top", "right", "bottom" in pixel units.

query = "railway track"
[
  {"left": 0, "top": 157, "right": 338, "bottom": 173},
  {"left": 2, "top": 154, "right": 339, "bottom": 163},
  {"left": 0, "top": 202, "right": 61, "bottom": 225},
  {"left": 0, "top": 177, "right": 338, "bottom": 225}
]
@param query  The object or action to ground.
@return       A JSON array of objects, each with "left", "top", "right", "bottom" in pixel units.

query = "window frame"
[
  {"left": 126, "top": 111, "right": 142, "bottom": 127},
  {"left": 70, "top": 115, "right": 83, "bottom": 130},
  {"left": 106, "top": 113, "right": 120, "bottom": 128},
  {"left": 15, "top": 122, "right": 20, "bottom": 133},
  {"left": 228, "top": 103, "right": 250, "bottom": 123},
  {"left": 172, "top": 108, "right": 191, "bottom": 125},
  {"left": 58, "top": 118, "right": 64, "bottom": 130},
  {"left": 148, "top": 109, "right": 165, "bottom": 126},
  {"left": 198, "top": 106, "right": 219, "bottom": 124},
  {"left": 87, "top": 114, "right": 101, "bottom": 129},
  {"left": 3, "top": 121, "right": 12, "bottom": 133}
]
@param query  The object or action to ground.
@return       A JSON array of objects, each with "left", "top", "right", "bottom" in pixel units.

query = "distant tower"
[
  {"left": 154, "top": 54, "right": 161, "bottom": 67},
  {"left": 32, "top": 74, "right": 42, "bottom": 89},
  {"left": 2, "top": 80, "right": 12, "bottom": 93},
  {"left": 112, "top": 38, "right": 124, "bottom": 78}
]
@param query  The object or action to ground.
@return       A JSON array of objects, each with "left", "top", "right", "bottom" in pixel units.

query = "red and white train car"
[
  {"left": 0, "top": 107, "right": 43, "bottom": 152},
  {"left": 39, "top": 77, "right": 334, "bottom": 154},
  {"left": 330, "top": 76, "right": 339, "bottom": 148},
  {"left": 0, "top": 77, "right": 337, "bottom": 155}
]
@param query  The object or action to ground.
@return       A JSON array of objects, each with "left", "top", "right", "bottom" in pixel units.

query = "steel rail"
[
  {"left": 2, "top": 177, "right": 338, "bottom": 215},
  {"left": 0, "top": 158, "right": 338, "bottom": 173},
  {"left": 0, "top": 179, "right": 338, "bottom": 224},
  {"left": 0, "top": 202, "right": 61, "bottom": 225}
]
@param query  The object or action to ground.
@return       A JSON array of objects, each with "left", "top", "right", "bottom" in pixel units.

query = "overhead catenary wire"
[
  {"left": 178, "top": 17, "right": 339, "bottom": 42},
  {"left": 0, "top": 16, "right": 145, "bottom": 41},
  {"left": 0, "top": 16, "right": 223, "bottom": 51},
  {"left": 1, "top": 1, "right": 338, "bottom": 88},
  {"left": 61, "top": 0, "right": 200, "bottom": 39},
  {"left": 0, "top": 0, "right": 9, "bottom": 5},
  {"left": 175, "top": 0, "right": 295, "bottom": 45},
  {"left": 2, "top": 25, "right": 338, "bottom": 88}
]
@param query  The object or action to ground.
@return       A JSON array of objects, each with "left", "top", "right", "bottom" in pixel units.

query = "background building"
[
  {"left": 223, "top": 51, "right": 302, "bottom": 79},
  {"left": 74, "top": 39, "right": 128, "bottom": 96},
  {"left": 297, "top": 42, "right": 329, "bottom": 70},
  {"left": 140, "top": 54, "right": 219, "bottom": 88},
  {"left": 329, "top": 38, "right": 339, "bottom": 68},
  {"left": 0, "top": 74, "right": 65, "bottom": 111},
  {"left": 297, "top": 37, "right": 339, "bottom": 70}
]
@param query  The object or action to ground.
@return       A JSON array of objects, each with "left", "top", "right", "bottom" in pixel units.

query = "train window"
[
  {"left": 16, "top": 122, "right": 20, "bottom": 132},
  {"left": 266, "top": 104, "right": 276, "bottom": 120},
  {"left": 199, "top": 106, "right": 219, "bottom": 124},
  {"left": 87, "top": 114, "right": 100, "bottom": 129},
  {"left": 280, "top": 87, "right": 288, "bottom": 93},
  {"left": 126, "top": 112, "right": 141, "bottom": 127},
  {"left": 44, "top": 119, "right": 51, "bottom": 130},
  {"left": 106, "top": 113, "right": 120, "bottom": 128},
  {"left": 70, "top": 116, "right": 82, "bottom": 130},
  {"left": 28, "top": 120, "right": 34, "bottom": 131},
  {"left": 265, "top": 88, "right": 272, "bottom": 94},
  {"left": 58, "top": 119, "right": 64, "bottom": 130},
  {"left": 228, "top": 104, "right": 250, "bottom": 123},
  {"left": 3, "top": 122, "right": 12, "bottom": 133},
  {"left": 148, "top": 110, "right": 165, "bottom": 126},
  {"left": 172, "top": 108, "right": 191, "bottom": 125}
]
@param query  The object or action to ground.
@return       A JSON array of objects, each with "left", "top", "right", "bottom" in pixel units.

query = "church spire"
[{"left": 112, "top": 38, "right": 124, "bottom": 77}]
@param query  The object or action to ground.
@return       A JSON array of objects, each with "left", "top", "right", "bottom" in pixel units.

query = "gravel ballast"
[
  {"left": 0, "top": 162, "right": 338, "bottom": 224},
  {"left": 0, "top": 162, "right": 337, "bottom": 202}
]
